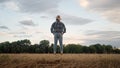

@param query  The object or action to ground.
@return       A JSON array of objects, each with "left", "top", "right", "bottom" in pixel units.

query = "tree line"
[{"left": 0, "top": 39, "right": 120, "bottom": 54}]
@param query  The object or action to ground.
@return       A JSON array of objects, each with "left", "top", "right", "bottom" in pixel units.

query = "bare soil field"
[{"left": 0, "top": 54, "right": 120, "bottom": 68}]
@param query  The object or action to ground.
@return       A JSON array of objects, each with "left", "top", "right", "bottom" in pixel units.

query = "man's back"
[{"left": 51, "top": 21, "right": 66, "bottom": 33}]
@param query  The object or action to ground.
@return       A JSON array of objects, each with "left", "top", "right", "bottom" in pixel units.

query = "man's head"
[{"left": 56, "top": 15, "right": 61, "bottom": 21}]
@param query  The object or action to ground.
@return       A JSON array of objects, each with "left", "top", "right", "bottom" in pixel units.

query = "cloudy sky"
[{"left": 0, "top": 0, "right": 120, "bottom": 48}]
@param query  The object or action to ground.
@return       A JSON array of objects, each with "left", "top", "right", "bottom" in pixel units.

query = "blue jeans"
[{"left": 53, "top": 33, "right": 63, "bottom": 53}]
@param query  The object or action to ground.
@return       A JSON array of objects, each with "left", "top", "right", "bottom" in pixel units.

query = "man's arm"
[
  {"left": 63, "top": 23, "right": 66, "bottom": 33},
  {"left": 51, "top": 23, "right": 54, "bottom": 33}
]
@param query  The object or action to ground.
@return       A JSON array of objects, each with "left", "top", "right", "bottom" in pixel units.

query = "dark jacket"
[{"left": 51, "top": 21, "right": 66, "bottom": 33}]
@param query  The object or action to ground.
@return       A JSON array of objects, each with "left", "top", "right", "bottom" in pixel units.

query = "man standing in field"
[{"left": 51, "top": 15, "right": 66, "bottom": 54}]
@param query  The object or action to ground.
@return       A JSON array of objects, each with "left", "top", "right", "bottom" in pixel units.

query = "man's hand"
[
  {"left": 52, "top": 32, "right": 55, "bottom": 35},
  {"left": 61, "top": 32, "right": 64, "bottom": 35},
  {"left": 52, "top": 33, "right": 54, "bottom": 35}
]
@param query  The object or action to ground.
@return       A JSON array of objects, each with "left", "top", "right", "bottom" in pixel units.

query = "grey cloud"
[
  {"left": 40, "top": 16, "right": 49, "bottom": 19},
  {"left": 8, "top": 30, "right": 44, "bottom": 38},
  {"left": 101, "top": 9, "right": 120, "bottom": 23},
  {"left": 83, "top": 30, "right": 120, "bottom": 48},
  {"left": 0, "top": 0, "right": 61, "bottom": 13},
  {"left": 0, "top": 0, "right": 10, "bottom": 3},
  {"left": 0, "top": 0, "right": 93, "bottom": 25},
  {"left": 16, "top": 0, "right": 61, "bottom": 13},
  {"left": 62, "top": 14, "right": 93, "bottom": 25},
  {"left": 43, "top": 14, "right": 93, "bottom": 25},
  {"left": 87, "top": 0, "right": 120, "bottom": 10},
  {"left": 8, "top": 31, "right": 26, "bottom": 34},
  {"left": 8, "top": 31, "right": 32, "bottom": 38},
  {"left": 35, "top": 31, "right": 42, "bottom": 34},
  {"left": 13, "top": 34, "right": 32, "bottom": 38},
  {"left": 80, "top": 0, "right": 120, "bottom": 23},
  {"left": 19, "top": 20, "right": 36, "bottom": 26},
  {"left": 46, "top": 9, "right": 93, "bottom": 25},
  {"left": 85, "top": 30, "right": 120, "bottom": 39},
  {"left": 0, "top": 25, "right": 9, "bottom": 30}
]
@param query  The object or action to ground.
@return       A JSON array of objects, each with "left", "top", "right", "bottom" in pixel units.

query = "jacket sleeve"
[
  {"left": 51, "top": 23, "right": 54, "bottom": 33},
  {"left": 63, "top": 23, "right": 66, "bottom": 33}
]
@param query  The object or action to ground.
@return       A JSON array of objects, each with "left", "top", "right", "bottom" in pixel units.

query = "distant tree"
[
  {"left": 91, "top": 44, "right": 105, "bottom": 53},
  {"left": 89, "top": 45, "right": 97, "bottom": 53},
  {"left": 29, "top": 45, "right": 36, "bottom": 53},
  {"left": 113, "top": 48, "right": 120, "bottom": 54},
  {"left": 82, "top": 46, "right": 90, "bottom": 53},
  {"left": 105, "top": 45, "right": 113, "bottom": 53},
  {"left": 10, "top": 39, "right": 31, "bottom": 53},
  {"left": 48, "top": 43, "right": 53, "bottom": 53},
  {"left": 0, "top": 39, "right": 120, "bottom": 54},
  {"left": 39, "top": 40, "right": 50, "bottom": 53},
  {"left": 0, "top": 41, "right": 11, "bottom": 53},
  {"left": 64, "top": 44, "right": 82, "bottom": 53}
]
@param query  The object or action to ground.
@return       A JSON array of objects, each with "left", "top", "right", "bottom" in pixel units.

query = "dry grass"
[{"left": 0, "top": 54, "right": 120, "bottom": 68}]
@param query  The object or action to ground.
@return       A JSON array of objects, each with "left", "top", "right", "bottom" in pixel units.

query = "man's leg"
[
  {"left": 59, "top": 33, "right": 63, "bottom": 54},
  {"left": 54, "top": 33, "right": 58, "bottom": 54}
]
